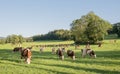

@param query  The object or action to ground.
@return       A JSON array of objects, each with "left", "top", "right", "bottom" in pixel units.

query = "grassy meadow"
[{"left": 0, "top": 40, "right": 120, "bottom": 74}]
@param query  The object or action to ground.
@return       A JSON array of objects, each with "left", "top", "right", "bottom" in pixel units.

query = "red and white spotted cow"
[
  {"left": 67, "top": 50, "right": 75, "bottom": 60},
  {"left": 56, "top": 48, "right": 64, "bottom": 60},
  {"left": 81, "top": 49, "right": 96, "bottom": 58},
  {"left": 21, "top": 48, "right": 32, "bottom": 64}
]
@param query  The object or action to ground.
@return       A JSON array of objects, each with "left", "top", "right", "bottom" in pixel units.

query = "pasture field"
[{"left": 0, "top": 40, "right": 120, "bottom": 74}]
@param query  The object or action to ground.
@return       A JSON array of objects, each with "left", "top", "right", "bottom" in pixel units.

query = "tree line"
[
  {"left": 32, "top": 29, "right": 73, "bottom": 41},
  {"left": 0, "top": 12, "right": 120, "bottom": 44},
  {"left": 0, "top": 35, "right": 33, "bottom": 44}
]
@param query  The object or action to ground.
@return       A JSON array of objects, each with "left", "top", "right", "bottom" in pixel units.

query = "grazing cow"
[
  {"left": 52, "top": 47, "right": 56, "bottom": 54},
  {"left": 13, "top": 47, "right": 23, "bottom": 52},
  {"left": 81, "top": 49, "right": 96, "bottom": 58},
  {"left": 40, "top": 47, "right": 44, "bottom": 53},
  {"left": 56, "top": 48, "right": 64, "bottom": 60},
  {"left": 21, "top": 48, "right": 32, "bottom": 64},
  {"left": 67, "top": 50, "right": 75, "bottom": 60}
]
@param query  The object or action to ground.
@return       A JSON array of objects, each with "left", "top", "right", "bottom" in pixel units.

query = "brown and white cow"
[
  {"left": 56, "top": 48, "right": 64, "bottom": 60},
  {"left": 21, "top": 48, "right": 32, "bottom": 64},
  {"left": 81, "top": 49, "right": 96, "bottom": 58},
  {"left": 13, "top": 47, "right": 23, "bottom": 52},
  {"left": 67, "top": 50, "right": 75, "bottom": 60}
]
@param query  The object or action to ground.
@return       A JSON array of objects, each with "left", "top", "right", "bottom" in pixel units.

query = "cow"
[
  {"left": 56, "top": 48, "right": 64, "bottom": 60},
  {"left": 52, "top": 47, "right": 56, "bottom": 54},
  {"left": 21, "top": 48, "right": 32, "bottom": 64},
  {"left": 67, "top": 50, "right": 75, "bottom": 60},
  {"left": 13, "top": 47, "right": 23, "bottom": 52},
  {"left": 40, "top": 47, "right": 44, "bottom": 53},
  {"left": 81, "top": 49, "right": 96, "bottom": 58}
]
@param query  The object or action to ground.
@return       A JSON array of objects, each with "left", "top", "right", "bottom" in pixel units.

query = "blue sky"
[{"left": 0, "top": 0, "right": 120, "bottom": 37}]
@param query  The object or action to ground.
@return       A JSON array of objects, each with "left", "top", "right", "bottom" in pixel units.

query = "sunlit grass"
[{"left": 0, "top": 40, "right": 120, "bottom": 74}]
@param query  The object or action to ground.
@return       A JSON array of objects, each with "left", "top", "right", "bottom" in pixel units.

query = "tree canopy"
[
  {"left": 6, "top": 35, "right": 25, "bottom": 45},
  {"left": 70, "top": 12, "right": 112, "bottom": 44}
]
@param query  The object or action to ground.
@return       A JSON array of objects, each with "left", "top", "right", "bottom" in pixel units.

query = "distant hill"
[{"left": 0, "top": 37, "right": 5, "bottom": 39}]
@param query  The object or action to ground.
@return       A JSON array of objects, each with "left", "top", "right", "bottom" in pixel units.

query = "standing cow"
[
  {"left": 67, "top": 50, "right": 75, "bottom": 60},
  {"left": 56, "top": 48, "right": 64, "bottom": 60},
  {"left": 81, "top": 49, "right": 96, "bottom": 58},
  {"left": 40, "top": 47, "right": 44, "bottom": 53},
  {"left": 21, "top": 48, "right": 32, "bottom": 64}
]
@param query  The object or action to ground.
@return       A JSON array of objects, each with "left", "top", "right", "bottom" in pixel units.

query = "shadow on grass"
[
  {"left": 95, "top": 50, "right": 120, "bottom": 59},
  {"left": 0, "top": 49, "right": 59, "bottom": 63},
  {"left": 0, "top": 49, "right": 21, "bottom": 63},
  {"left": 0, "top": 49, "right": 120, "bottom": 63},
  {"left": 0, "top": 61, "right": 69, "bottom": 74},
  {"left": 69, "top": 50, "right": 120, "bottom": 67},
  {"left": 0, "top": 49, "right": 120, "bottom": 74},
  {"left": 32, "top": 51, "right": 59, "bottom": 60},
  {"left": 35, "top": 62, "right": 120, "bottom": 74}
]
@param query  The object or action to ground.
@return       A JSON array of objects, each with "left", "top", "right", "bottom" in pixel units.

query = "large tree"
[
  {"left": 71, "top": 12, "right": 112, "bottom": 44},
  {"left": 6, "top": 35, "right": 25, "bottom": 45}
]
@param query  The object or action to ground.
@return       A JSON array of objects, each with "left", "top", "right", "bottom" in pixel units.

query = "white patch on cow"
[
  {"left": 61, "top": 55, "right": 64, "bottom": 60},
  {"left": 87, "top": 50, "right": 92, "bottom": 54},
  {"left": 94, "top": 54, "right": 96, "bottom": 58},
  {"left": 27, "top": 58, "right": 30, "bottom": 64},
  {"left": 27, "top": 49, "right": 30, "bottom": 51},
  {"left": 73, "top": 56, "right": 75, "bottom": 60}
]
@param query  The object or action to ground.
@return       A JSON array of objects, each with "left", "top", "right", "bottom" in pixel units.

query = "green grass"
[{"left": 0, "top": 40, "right": 120, "bottom": 74}]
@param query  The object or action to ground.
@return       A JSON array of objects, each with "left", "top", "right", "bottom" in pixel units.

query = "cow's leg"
[
  {"left": 72, "top": 56, "right": 75, "bottom": 60},
  {"left": 61, "top": 55, "right": 64, "bottom": 60},
  {"left": 94, "top": 54, "right": 96, "bottom": 58},
  {"left": 25, "top": 57, "right": 27, "bottom": 63},
  {"left": 27, "top": 58, "right": 30, "bottom": 64},
  {"left": 82, "top": 49, "right": 86, "bottom": 58},
  {"left": 82, "top": 54, "right": 86, "bottom": 58}
]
